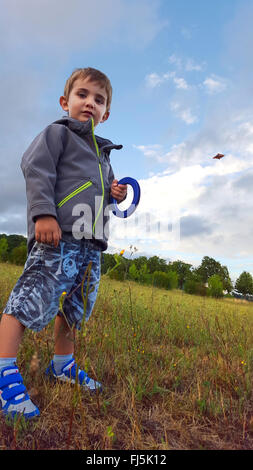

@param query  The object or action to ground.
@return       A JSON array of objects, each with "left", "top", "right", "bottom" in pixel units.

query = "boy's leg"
[
  {"left": 46, "top": 241, "right": 102, "bottom": 391},
  {"left": 51, "top": 314, "right": 75, "bottom": 374},
  {"left": 54, "top": 314, "right": 74, "bottom": 355},
  {"left": 0, "top": 313, "right": 25, "bottom": 357},
  {"left": 0, "top": 239, "right": 80, "bottom": 419},
  {"left": 0, "top": 314, "right": 40, "bottom": 419}
]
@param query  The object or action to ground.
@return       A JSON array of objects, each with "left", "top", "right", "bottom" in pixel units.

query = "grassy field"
[{"left": 0, "top": 261, "right": 253, "bottom": 450}]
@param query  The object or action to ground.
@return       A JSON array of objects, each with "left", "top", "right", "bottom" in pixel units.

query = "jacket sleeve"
[
  {"left": 108, "top": 164, "right": 115, "bottom": 187},
  {"left": 21, "top": 124, "right": 65, "bottom": 223}
]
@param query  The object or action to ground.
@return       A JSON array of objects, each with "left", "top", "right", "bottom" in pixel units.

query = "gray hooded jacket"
[{"left": 21, "top": 116, "right": 123, "bottom": 254}]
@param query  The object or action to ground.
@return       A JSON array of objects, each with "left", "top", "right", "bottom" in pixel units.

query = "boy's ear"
[
  {"left": 100, "top": 110, "right": 110, "bottom": 123},
  {"left": 59, "top": 95, "right": 69, "bottom": 112}
]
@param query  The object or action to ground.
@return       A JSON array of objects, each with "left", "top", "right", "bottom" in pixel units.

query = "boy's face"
[{"left": 59, "top": 77, "right": 109, "bottom": 127}]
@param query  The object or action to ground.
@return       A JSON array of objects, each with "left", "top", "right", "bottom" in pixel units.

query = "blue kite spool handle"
[{"left": 111, "top": 177, "right": 141, "bottom": 218}]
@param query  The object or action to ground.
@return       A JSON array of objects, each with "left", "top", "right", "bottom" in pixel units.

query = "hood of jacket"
[{"left": 53, "top": 116, "right": 123, "bottom": 153}]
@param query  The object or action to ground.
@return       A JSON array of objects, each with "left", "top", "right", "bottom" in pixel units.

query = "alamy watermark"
[{"left": 71, "top": 197, "right": 181, "bottom": 247}]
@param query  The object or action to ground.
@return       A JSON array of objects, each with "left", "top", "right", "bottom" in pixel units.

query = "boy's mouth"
[{"left": 82, "top": 111, "right": 93, "bottom": 117}]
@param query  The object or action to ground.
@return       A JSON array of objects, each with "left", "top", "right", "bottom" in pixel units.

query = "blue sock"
[
  {"left": 0, "top": 357, "right": 17, "bottom": 373},
  {"left": 52, "top": 354, "right": 73, "bottom": 375}
]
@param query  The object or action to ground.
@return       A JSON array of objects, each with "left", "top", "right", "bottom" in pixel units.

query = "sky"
[{"left": 1, "top": 0, "right": 253, "bottom": 282}]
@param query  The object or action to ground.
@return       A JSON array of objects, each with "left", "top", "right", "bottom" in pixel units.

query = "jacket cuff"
[{"left": 31, "top": 203, "right": 57, "bottom": 223}]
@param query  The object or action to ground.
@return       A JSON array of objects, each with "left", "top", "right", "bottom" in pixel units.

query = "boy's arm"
[
  {"left": 108, "top": 165, "right": 127, "bottom": 203},
  {"left": 21, "top": 124, "right": 65, "bottom": 221},
  {"left": 21, "top": 124, "right": 65, "bottom": 246}
]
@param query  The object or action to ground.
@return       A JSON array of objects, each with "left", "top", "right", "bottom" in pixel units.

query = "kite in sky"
[{"left": 213, "top": 153, "right": 225, "bottom": 160}]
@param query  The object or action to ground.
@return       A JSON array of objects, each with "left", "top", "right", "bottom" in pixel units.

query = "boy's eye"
[{"left": 77, "top": 91, "right": 105, "bottom": 105}]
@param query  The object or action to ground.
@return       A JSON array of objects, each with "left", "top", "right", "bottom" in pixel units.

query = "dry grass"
[{"left": 0, "top": 262, "right": 253, "bottom": 450}]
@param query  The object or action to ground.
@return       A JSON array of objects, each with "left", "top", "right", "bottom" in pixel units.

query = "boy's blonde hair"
[{"left": 63, "top": 67, "right": 112, "bottom": 112}]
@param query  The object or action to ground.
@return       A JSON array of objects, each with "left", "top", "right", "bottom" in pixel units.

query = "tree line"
[
  {"left": 0, "top": 234, "right": 27, "bottom": 265},
  {"left": 102, "top": 250, "right": 253, "bottom": 299},
  {"left": 0, "top": 234, "right": 252, "bottom": 298}
]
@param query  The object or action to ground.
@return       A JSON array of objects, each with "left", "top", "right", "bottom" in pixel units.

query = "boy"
[{"left": 0, "top": 67, "right": 127, "bottom": 419}]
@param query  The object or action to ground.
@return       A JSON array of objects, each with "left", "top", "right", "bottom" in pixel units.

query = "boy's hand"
[
  {"left": 111, "top": 179, "right": 127, "bottom": 203},
  {"left": 35, "top": 215, "right": 62, "bottom": 247}
]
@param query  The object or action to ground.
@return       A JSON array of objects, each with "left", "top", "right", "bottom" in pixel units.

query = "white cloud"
[
  {"left": 123, "top": 102, "right": 253, "bottom": 276},
  {"left": 168, "top": 54, "right": 182, "bottom": 68},
  {"left": 173, "top": 77, "right": 189, "bottom": 90},
  {"left": 110, "top": 151, "right": 253, "bottom": 266},
  {"left": 202, "top": 74, "right": 228, "bottom": 94},
  {"left": 135, "top": 112, "right": 253, "bottom": 171},
  {"left": 180, "top": 108, "right": 198, "bottom": 124},
  {"left": 126, "top": 7, "right": 253, "bottom": 277},
  {"left": 133, "top": 144, "right": 164, "bottom": 162},
  {"left": 185, "top": 58, "right": 205, "bottom": 72},
  {"left": 145, "top": 73, "right": 165, "bottom": 88},
  {"left": 168, "top": 54, "right": 205, "bottom": 73},
  {"left": 170, "top": 102, "right": 197, "bottom": 125},
  {"left": 145, "top": 55, "right": 206, "bottom": 92},
  {"left": 145, "top": 71, "right": 176, "bottom": 88},
  {"left": 145, "top": 71, "right": 190, "bottom": 92}
]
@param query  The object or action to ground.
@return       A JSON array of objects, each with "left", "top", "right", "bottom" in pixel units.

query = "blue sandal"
[
  {"left": 0, "top": 366, "right": 40, "bottom": 419},
  {"left": 45, "top": 358, "right": 102, "bottom": 392}
]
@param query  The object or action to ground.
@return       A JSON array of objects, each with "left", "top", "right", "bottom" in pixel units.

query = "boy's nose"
[{"left": 86, "top": 98, "right": 95, "bottom": 109}]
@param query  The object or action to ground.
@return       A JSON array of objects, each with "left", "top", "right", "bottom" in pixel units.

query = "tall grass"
[{"left": 0, "top": 262, "right": 253, "bottom": 450}]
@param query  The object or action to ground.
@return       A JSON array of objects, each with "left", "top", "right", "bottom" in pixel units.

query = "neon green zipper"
[
  {"left": 91, "top": 118, "right": 100, "bottom": 157},
  {"left": 57, "top": 181, "right": 93, "bottom": 208},
  {"left": 91, "top": 118, "right": 104, "bottom": 236}
]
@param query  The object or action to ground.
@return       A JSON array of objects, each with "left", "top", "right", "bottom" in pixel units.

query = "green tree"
[
  {"left": 196, "top": 256, "right": 232, "bottom": 292},
  {"left": 196, "top": 256, "right": 222, "bottom": 282},
  {"left": 147, "top": 256, "right": 167, "bottom": 274},
  {"left": 167, "top": 271, "right": 178, "bottom": 289},
  {"left": 6, "top": 234, "right": 27, "bottom": 255},
  {"left": 153, "top": 271, "right": 169, "bottom": 289},
  {"left": 168, "top": 260, "right": 193, "bottom": 289},
  {"left": 220, "top": 265, "right": 233, "bottom": 293},
  {"left": 186, "top": 268, "right": 203, "bottom": 284},
  {"left": 235, "top": 271, "right": 253, "bottom": 295},
  {"left": 0, "top": 237, "right": 8, "bottom": 262},
  {"left": 184, "top": 279, "right": 197, "bottom": 295},
  {"left": 152, "top": 270, "right": 178, "bottom": 290},
  {"left": 184, "top": 279, "right": 207, "bottom": 296},
  {"left": 10, "top": 244, "right": 27, "bottom": 265},
  {"left": 133, "top": 256, "right": 148, "bottom": 271},
  {"left": 101, "top": 253, "right": 116, "bottom": 275},
  {"left": 138, "top": 263, "right": 150, "bottom": 284},
  {"left": 128, "top": 263, "right": 140, "bottom": 282},
  {"left": 208, "top": 274, "right": 224, "bottom": 298}
]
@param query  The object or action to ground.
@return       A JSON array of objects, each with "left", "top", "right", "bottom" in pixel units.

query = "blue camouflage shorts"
[{"left": 3, "top": 234, "right": 101, "bottom": 332}]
